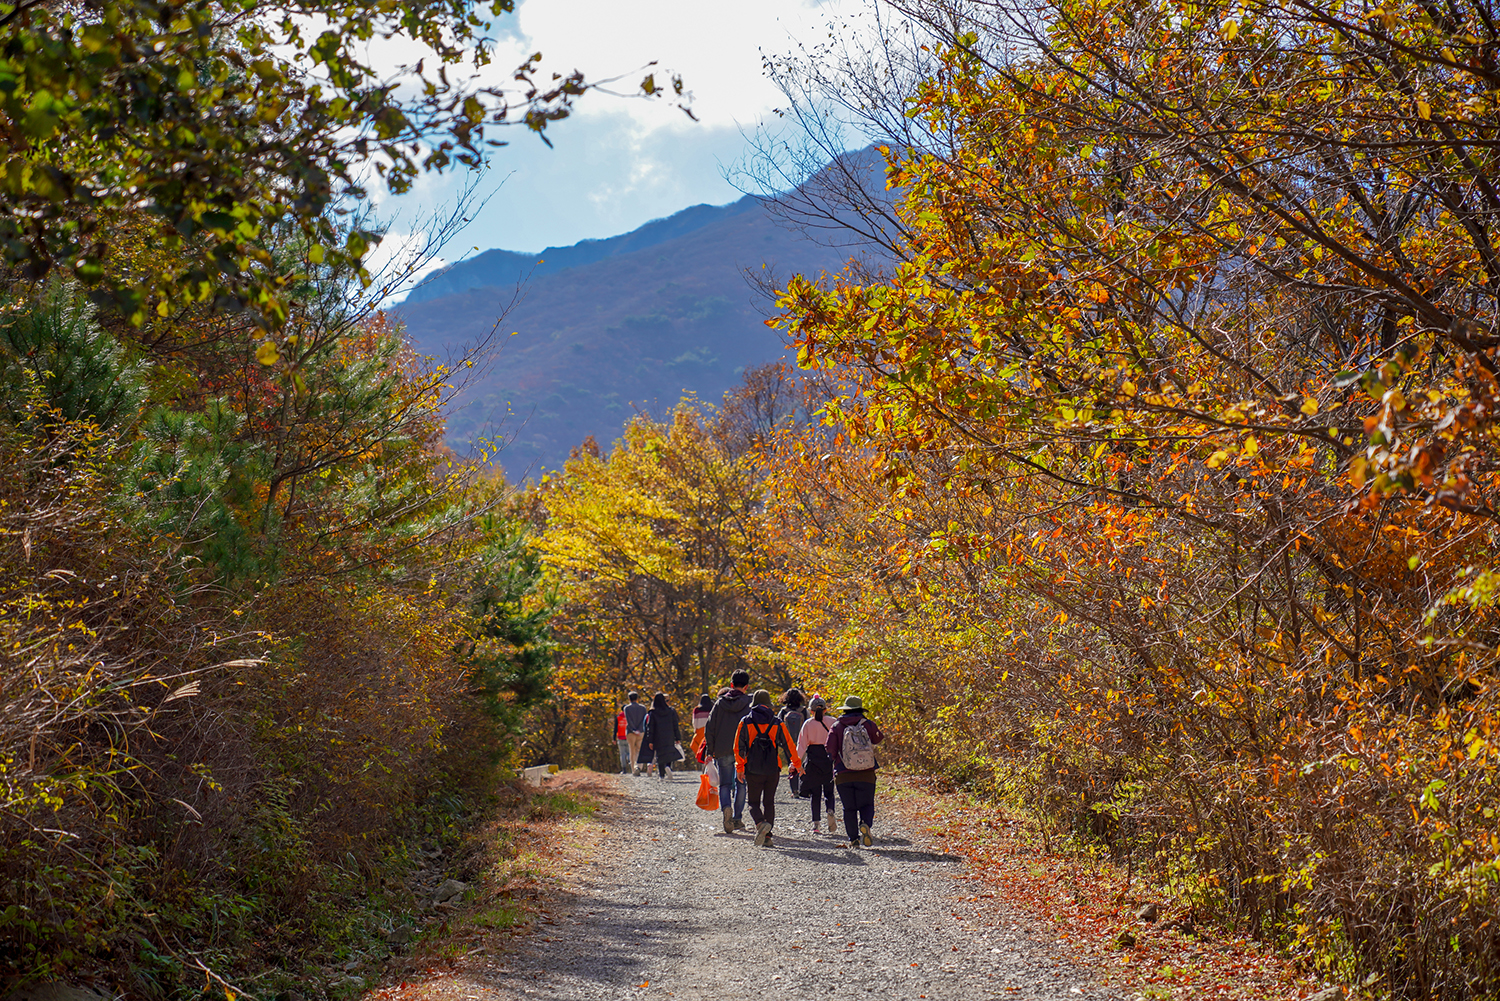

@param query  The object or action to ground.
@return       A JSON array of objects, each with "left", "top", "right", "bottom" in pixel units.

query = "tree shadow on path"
[{"left": 864, "top": 847, "right": 965, "bottom": 864}]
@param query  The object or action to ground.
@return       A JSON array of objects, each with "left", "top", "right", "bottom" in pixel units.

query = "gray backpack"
[{"left": 840, "top": 719, "right": 876, "bottom": 770}]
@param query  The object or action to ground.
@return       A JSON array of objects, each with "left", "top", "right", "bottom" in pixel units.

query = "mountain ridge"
[
  {"left": 393, "top": 149, "right": 893, "bottom": 476},
  {"left": 401, "top": 197, "right": 761, "bottom": 306}
]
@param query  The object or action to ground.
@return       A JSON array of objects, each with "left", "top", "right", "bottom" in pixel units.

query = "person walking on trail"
[
  {"left": 615, "top": 707, "right": 631, "bottom": 774},
  {"left": 704, "top": 671, "right": 752, "bottom": 833},
  {"left": 734, "top": 689, "right": 802, "bottom": 847},
  {"left": 690, "top": 694, "right": 712, "bottom": 764},
  {"left": 623, "top": 691, "right": 648, "bottom": 776},
  {"left": 779, "top": 689, "right": 807, "bottom": 798},
  {"left": 641, "top": 692, "right": 684, "bottom": 780},
  {"left": 795, "top": 696, "right": 837, "bottom": 834},
  {"left": 826, "top": 695, "right": 884, "bottom": 850}
]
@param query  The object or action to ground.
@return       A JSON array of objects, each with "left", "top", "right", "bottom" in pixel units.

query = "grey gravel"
[{"left": 471, "top": 773, "right": 1119, "bottom": 1000}]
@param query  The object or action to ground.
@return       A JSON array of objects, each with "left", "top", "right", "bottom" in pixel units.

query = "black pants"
[
  {"left": 746, "top": 772, "right": 780, "bottom": 827},
  {"left": 809, "top": 779, "right": 835, "bottom": 822},
  {"left": 837, "top": 781, "right": 876, "bottom": 843}
]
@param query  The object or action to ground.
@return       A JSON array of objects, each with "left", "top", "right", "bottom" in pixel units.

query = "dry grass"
[
  {"left": 881, "top": 773, "right": 1343, "bottom": 1001},
  {"left": 366, "top": 770, "right": 625, "bottom": 1001}
]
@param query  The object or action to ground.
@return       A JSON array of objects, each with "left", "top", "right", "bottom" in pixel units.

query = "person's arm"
[
  {"left": 704, "top": 705, "right": 719, "bottom": 751},
  {"left": 826, "top": 721, "right": 842, "bottom": 768},
  {"left": 734, "top": 720, "right": 748, "bottom": 775},
  {"left": 796, "top": 721, "right": 811, "bottom": 759},
  {"left": 781, "top": 723, "right": 802, "bottom": 773}
]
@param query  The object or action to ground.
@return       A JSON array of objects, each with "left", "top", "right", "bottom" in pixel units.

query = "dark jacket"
[
  {"left": 827, "top": 711, "right": 883, "bottom": 783},
  {"left": 642, "top": 706, "right": 681, "bottom": 759},
  {"left": 704, "top": 687, "right": 751, "bottom": 759},
  {"left": 779, "top": 706, "right": 806, "bottom": 744},
  {"left": 623, "top": 702, "right": 649, "bottom": 734}
]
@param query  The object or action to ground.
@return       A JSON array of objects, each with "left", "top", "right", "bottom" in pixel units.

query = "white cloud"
[
  {"left": 363, "top": 228, "right": 450, "bottom": 307},
  {"left": 359, "top": 0, "right": 875, "bottom": 258},
  {"left": 515, "top": 0, "right": 859, "bottom": 132}
]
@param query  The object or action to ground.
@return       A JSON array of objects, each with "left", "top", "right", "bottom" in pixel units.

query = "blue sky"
[{"left": 362, "top": 0, "right": 864, "bottom": 289}]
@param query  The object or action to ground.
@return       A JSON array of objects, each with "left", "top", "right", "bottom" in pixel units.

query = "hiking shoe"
[
  {"left": 722, "top": 807, "right": 734, "bottom": 834},
  {"left": 755, "top": 821, "right": 771, "bottom": 847},
  {"left": 733, "top": 817, "right": 746, "bottom": 831},
  {"left": 763, "top": 832, "right": 774, "bottom": 848},
  {"left": 848, "top": 840, "right": 860, "bottom": 851},
  {"left": 812, "top": 822, "right": 820, "bottom": 834},
  {"left": 663, "top": 767, "right": 672, "bottom": 780},
  {"left": 860, "top": 823, "right": 872, "bottom": 847}
]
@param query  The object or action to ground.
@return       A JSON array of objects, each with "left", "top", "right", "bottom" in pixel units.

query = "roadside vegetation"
[{"left": 0, "top": 0, "right": 666, "bottom": 993}]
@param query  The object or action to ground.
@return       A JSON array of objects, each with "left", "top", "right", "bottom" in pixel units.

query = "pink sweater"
[{"left": 796, "top": 716, "right": 833, "bottom": 759}]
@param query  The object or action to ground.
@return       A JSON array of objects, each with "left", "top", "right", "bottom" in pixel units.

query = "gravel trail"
[{"left": 457, "top": 772, "right": 1119, "bottom": 1001}]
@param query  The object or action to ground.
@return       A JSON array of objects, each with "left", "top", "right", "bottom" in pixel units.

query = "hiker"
[
  {"left": 703, "top": 671, "right": 752, "bottom": 833},
  {"left": 690, "top": 694, "right": 713, "bottom": 765},
  {"left": 641, "top": 692, "right": 683, "bottom": 780},
  {"left": 623, "top": 691, "right": 648, "bottom": 776},
  {"left": 826, "top": 695, "right": 884, "bottom": 850},
  {"left": 779, "top": 688, "right": 806, "bottom": 798},
  {"left": 795, "top": 696, "right": 837, "bottom": 834},
  {"left": 615, "top": 707, "right": 631, "bottom": 774},
  {"left": 734, "top": 689, "right": 802, "bottom": 847}
]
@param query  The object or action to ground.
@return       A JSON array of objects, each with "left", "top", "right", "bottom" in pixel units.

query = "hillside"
[
  {"left": 401, "top": 199, "right": 761, "bottom": 306},
  {"left": 394, "top": 159, "right": 888, "bottom": 475}
]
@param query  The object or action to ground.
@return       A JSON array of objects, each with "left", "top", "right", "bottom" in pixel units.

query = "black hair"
[
  {"left": 812, "top": 703, "right": 825, "bottom": 722},
  {"left": 783, "top": 688, "right": 805, "bottom": 709},
  {"left": 730, "top": 670, "right": 750, "bottom": 688},
  {"left": 698, "top": 694, "right": 713, "bottom": 710},
  {"left": 628, "top": 691, "right": 640, "bottom": 702},
  {"left": 651, "top": 692, "right": 669, "bottom": 711}
]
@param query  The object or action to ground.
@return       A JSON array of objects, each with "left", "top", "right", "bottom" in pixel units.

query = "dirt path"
[{"left": 377, "top": 771, "right": 1121, "bottom": 1001}]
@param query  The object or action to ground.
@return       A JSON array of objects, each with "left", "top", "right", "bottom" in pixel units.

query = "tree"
[
  {"left": 0, "top": 0, "right": 690, "bottom": 330},
  {"left": 533, "top": 400, "right": 776, "bottom": 702}
]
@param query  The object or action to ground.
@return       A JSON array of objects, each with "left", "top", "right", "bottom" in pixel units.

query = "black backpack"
[
  {"left": 744, "top": 722, "right": 781, "bottom": 776},
  {"left": 802, "top": 742, "right": 833, "bottom": 785}
]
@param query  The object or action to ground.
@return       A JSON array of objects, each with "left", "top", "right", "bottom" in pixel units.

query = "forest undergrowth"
[
  {"left": 365, "top": 771, "right": 618, "bottom": 1001},
  {"left": 883, "top": 775, "right": 1325, "bottom": 1001}
]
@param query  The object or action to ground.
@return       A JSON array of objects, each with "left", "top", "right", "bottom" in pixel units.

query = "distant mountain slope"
[
  {"left": 394, "top": 150, "right": 894, "bottom": 476},
  {"left": 401, "top": 198, "right": 760, "bottom": 306}
]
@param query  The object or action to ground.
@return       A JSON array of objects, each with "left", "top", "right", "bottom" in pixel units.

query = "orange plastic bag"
[{"left": 695, "top": 773, "right": 718, "bottom": 810}]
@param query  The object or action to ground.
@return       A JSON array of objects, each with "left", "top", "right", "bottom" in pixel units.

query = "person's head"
[
  {"left": 840, "top": 695, "right": 865, "bottom": 715},
  {"left": 730, "top": 670, "right": 750, "bottom": 691},
  {"left": 783, "top": 687, "right": 805, "bottom": 710},
  {"left": 628, "top": 691, "right": 640, "bottom": 703},
  {"left": 698, "top": 694, "right": 713, "bottom": 711},
  {"left": 751, "top": 689, "right": 773, "bottom": 708},
  {"left": 809, "top": 695, "right": 827, "bottom": 721},
  {"left": 652, "top": 692, "right": 669, "bottom": 711}
]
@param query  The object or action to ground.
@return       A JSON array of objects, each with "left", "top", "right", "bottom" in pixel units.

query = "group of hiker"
[
  {"left": 613, "top": 671, "right": 884, "bottom": 851},
  {"left": 614, "top": 691, "right": 684, "bottom": 779}
]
